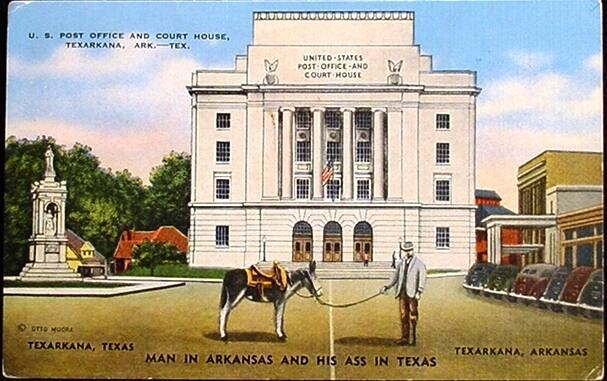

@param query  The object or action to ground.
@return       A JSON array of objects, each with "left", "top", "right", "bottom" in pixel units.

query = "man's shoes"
[{"left": 394, "top": 338, "right": 410, "bottom": 346}]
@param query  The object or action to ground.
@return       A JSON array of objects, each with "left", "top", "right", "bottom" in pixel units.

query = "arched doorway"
[
  {"left": 353, "top": 222, "right": 373, "bottom": 262},
  {"left": 292, "top": 221, "right": 313, "bottom": 262},
  {"left": 323, "top": 222, "right": 342, "bottom": 262}
]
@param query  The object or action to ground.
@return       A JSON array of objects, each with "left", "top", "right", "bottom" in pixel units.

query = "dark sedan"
[
  {"left": 508, "top": 263, "right": 557, "bottom": 304},
  {"left": 539, "top": 266, "right": 570, "bottom": 311},
  {"left": 578, "top": 269, "right": 603, "bottom": 318},
  {"left": 463, "top": 263, "right": 496, "bottom": 294},
  {"left": 559, "top": 266, "right": 594, "bottom": 314},
  {"left": 483, "top": 265, "right": 519, "bottom": 299}
]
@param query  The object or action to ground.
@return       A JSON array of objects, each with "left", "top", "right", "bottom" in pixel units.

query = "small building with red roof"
[{"left": 112, "top": 226, "right": 188, "bottom": 273}]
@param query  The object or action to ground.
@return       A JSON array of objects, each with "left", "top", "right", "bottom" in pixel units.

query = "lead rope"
[{"left": 295, "top": 288, "right": 383, "bottom": 308}]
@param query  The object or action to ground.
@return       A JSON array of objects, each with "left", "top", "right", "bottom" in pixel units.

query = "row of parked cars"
[{"left": 463, "top": 262, "right": 603, "bottom": 318}]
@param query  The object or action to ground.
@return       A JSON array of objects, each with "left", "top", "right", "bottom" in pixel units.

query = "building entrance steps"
[{"left": 257, "top": 261, "right": 396, "bottom": 279}]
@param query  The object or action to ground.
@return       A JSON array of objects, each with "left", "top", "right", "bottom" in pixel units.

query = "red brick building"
[
  {"left": 112, "top": 226, "right": 188, "bottom": 273},
  {"left": 475, "top": 190, "right": 521, "bottom": 263}
]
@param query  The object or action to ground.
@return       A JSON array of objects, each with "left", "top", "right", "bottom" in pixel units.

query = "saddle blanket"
[{"left": 245, "top": 262, "right": 288, "bottom": 292}]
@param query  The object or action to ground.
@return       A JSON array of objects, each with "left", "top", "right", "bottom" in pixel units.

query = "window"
[
  {"left": 295, "top": 178, "right": 310, "bottom": 199},
  {"left": 215, "top": 226, "right": 229, "bottom": 247},
  {"left": 435, "top": 179, "right": 451, "bottom": 202},
  {"left": 326, "top": 141, "right": 342, "bottom": 162},
  {"left": 436, "top": 114, "right": 450, "bottom": 130},
  {"left": 436, "top": 143, "right": 450, "bottom": 164},
  {"left": 325, "top": 110, "right": 343, "bottom": 129},
  {"left": 295, "top": 141, "right": 311, "bottom": 162},
  {"left": 356, "top": 179, "right": 371, "bottom": 200},
  {"left": 356, "top": 141, "right": 371, "bottom": 163},
  {"left": 295, "top": 110, "right": 312, "bottom": 129},
  {"left": 216, "top": 141, "right": 230, "bottom": 163},
  {"left": 436, "top": 227, "right": 450, "bottom": 248},
  {"left": 576, "top": 226, "right": 595, "bottom": 239},
  {"left": 355, "top": 110, "right": 372, "bottom": 129},
  {"left": 326, "top": 179, "right": 341, "bottom": 200},
  {"left": 216, "top": 113, "right": 231, "bottom": 129},
  {"left": 215, "top": 178, "right": 230, "bottom": 200}
]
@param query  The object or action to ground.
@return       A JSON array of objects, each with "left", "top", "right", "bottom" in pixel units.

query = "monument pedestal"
[{"left": 19, "top": 262, "right": 81, "bottom": 280}]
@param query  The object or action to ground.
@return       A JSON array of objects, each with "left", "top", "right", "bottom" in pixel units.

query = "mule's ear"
[{"left": 310, "top": 260, "right": 316, "bottom": 273}]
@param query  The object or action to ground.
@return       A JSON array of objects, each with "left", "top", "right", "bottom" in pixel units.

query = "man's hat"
[{"left": 401, "top": 241, "right": 414, "bottom": 252}]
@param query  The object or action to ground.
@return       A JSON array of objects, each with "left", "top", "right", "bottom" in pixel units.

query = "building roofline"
[
  {"left": 518, "top": 149, "right": 604, "bottom": 171},
  {"left": 253, "top": 11, "right": 415, "bottom": 21}
]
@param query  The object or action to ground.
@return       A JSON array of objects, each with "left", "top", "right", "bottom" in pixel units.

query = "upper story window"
[
  {"left": 436, "top": 114, "right": 450, "bottom": 130},
  {"left": 326, "top": 141, "right": 341, "bottom": 163},
  {"left": 436, "top": 142, "right": 450, "bottom": 164},
  {"left": 295, "top": 141, "right": 311, "bottom": 162},
  {"left": 325, "top": 109, "right": 343, "bottom": 129},
  {"left": 216, "top": 141, "right": 230, "bottom": 163},
  {"left": 355, "top": 110, "right": 372, "bottom": 129},
  {"left": 356, "top": 141, "right": 371, "bottom": 163},
  {"left": 325, "top": 179, "right": 341, "bottom": 200},
  {"left": 295, "top": 109, "right": 312, "bottom": 129},
  {"left": 215, "top": 178, "right": 230, "bottom": 200},
  {"left": 295, "top": 178, "right": 310, "bottom": 199},
  {"left": 216, "top": 113, "right": 231, "bottom": 129},
  {"left": 356, "top": 179, "right": 371, "bottom": 200},
  {"left": 435, "top": 179, "right": 451, "bottom": 202}
]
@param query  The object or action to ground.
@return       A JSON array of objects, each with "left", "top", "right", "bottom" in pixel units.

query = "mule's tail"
[{"left": 219, "top": 285, "right": 228, "bottom": 308}]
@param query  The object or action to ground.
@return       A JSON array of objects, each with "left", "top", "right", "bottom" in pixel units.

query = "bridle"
[{"left": 289, "top": 269, "right": 321, "bottom": 298}]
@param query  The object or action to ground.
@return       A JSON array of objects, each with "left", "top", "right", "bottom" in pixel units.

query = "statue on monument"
[
  {"left": 44, "top": 204, "right": 57, "bottom": 236},
  {"left": 45, "top": 146, "right": 56, "bottom": 180}
]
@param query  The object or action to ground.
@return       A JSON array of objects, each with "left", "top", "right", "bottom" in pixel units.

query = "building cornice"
[
  {"left": 189, "top": 201, "right": 477, "bottom": 209},
  {"left": 253, "top": 11, "right": 414, "bottom": 21}
]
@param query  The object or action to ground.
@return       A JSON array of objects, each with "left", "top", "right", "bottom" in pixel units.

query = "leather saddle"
[{"left": 245, "top": 261, "right": 288, "bottom": 300}]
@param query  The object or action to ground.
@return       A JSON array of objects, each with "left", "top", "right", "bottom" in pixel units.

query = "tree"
[
  {"left": 143, "top": 152, "right": 190, "bottom": 234},
  {"left": 3, "top": 137, "right": 147, "bottom": 274},
  {"left": 131, "top": 241, "right": 186, "bottom": 276}
]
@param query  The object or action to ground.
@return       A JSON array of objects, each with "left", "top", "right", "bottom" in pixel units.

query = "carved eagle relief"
[
  {"left": 387, "top": 59, "right": 403, "bottom": 85},
  {"left": 263, "top": 59, "right": 279, "bottom": 85}
]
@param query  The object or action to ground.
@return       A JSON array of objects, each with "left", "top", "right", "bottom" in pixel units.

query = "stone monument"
[{"left": 19, "top": 147, "right": 80, "bottom": 280}]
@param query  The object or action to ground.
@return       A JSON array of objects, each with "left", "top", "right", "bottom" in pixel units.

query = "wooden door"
[
  {"left": 323, "top": 237, "right": 342, "bottom": 262},
  {"left": 353, "top": 237, "right": 372, "bottom": 262},
  {"left": 293, "top": 237, "right": 313, "bottom": 262}
]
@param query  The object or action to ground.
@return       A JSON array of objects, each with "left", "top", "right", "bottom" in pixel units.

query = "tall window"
[
  {"left": 295, "top": 141, "right": 311, "bottom": 162},
  {"left": 355, "top": 110, "right": 372, "bottom": 129},
  {"left": 326, "top": 141, "right": 341, "bottom": 162},
  {"left": 436, "top": 227, "right": 450, "bottom": 248},
  {"left": 326, "top": 179, "right": 341, "bottom": 200},
  {"left": 436, "top": 114, "right": 450, "bottom": 130},
  {"left": 435, "top": 179, "right": 451, "bottom": 202},
  {"left": 215, "top": 226, "right": 229, "bottom": 247},
  {"left": 216, "top": 141, "right": 230, "bottom": 163},
  {"left": 436, "top": 143, "right": 450, "bottom": 164},
  {"left": 295, "top": 109, "right": 312, "bottom": 129},
  {"left": 356, "top": 179, "right": 371, "bottom": 200},
  {"left": 295, "top": 178, "right": 310, "bottom": 199},
  {"left": 356, "top": 141, "right": 371, "bottom": 163},
  {"left": 215, "top": 178, "right": 230, "bottom": 200},
  {"left": 216, "top": 113, "right": 231, "bottom": 129},
  {"left": 325, "top": 109, "right": 343, "bottom": 129}
]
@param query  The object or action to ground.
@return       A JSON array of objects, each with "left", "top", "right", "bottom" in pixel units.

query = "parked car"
[
  {"left": 508, "top": 263, "right": 557, "bottom": 304},
  {"left": 483, "top": 265, "right": 519, "bottom": 299},
  {"left": 578, "top": 269, "right": 604, "bottom": 318},
  {"left": 539, "top": 266, "right": 570, "bottom": 311},
  {"left": 559, "top": 266, "right": 595, "bottom": 314},
  {"left": 463, "top": 263, "right": 496, "bottom": 294}
]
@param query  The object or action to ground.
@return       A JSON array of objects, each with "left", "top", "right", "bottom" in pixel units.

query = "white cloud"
[
  {"left": 584, "top": 53, "right": 602, "bottom": 73},
  {"left": 477, "top": 53, "right": 603, "bottom": 210},
  {"left": 505, "top": 50, "right": 553, "bottom": 71}
]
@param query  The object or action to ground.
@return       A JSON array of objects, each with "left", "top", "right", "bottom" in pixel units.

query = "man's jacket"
[{"left": 385, "top": 256, "right": 427, "bottom": 298}]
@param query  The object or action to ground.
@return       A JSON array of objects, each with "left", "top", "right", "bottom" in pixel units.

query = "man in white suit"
[{"left": 381, "top": 241, "right": 427, "bottom": 346}]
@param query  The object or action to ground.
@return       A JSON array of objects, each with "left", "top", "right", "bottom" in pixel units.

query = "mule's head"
[{"left": 302, "top": 260, "right": 323, "bottom": 297}]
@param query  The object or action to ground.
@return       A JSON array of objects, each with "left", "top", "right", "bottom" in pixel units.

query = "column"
[
  {"left": 281, "top": 107, "right": 295, "bottom": 199},
  {"left": 312, "top": 107, "right": 325, "bottom": 199},
  {"left": 341, "top": 107, "right": 355, "bottom": 199},
  {"left": 495, "top": 226, "right": 502, "bottom": 263},
  {"left": 387, "top": 108, "right": 403, "bottom": 200},
  {"left": 372, "top": 108, "right": 386, "bottom": 200},
  {"left": 262, "top": 108, "right": 279, "bottom": 199},
  {"left": 487, "top": 225, "right": 495, "bottom": 263}
]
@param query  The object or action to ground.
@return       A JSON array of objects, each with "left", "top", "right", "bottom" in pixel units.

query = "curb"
[{"left": 3, "top": 281, "right": 185, "bottom": 297}]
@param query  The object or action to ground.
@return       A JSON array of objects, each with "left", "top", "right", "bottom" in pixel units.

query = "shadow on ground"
[
  {"left": 334, "top": 336, "right": 397, "bottom": 347},
  {"left": 203, "top": 331, "right": 280, "bottom": 343}
]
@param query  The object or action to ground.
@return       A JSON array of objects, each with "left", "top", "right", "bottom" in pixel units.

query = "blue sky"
[{"left": 6, "top": 1, "right": 603, "bottom": 209}]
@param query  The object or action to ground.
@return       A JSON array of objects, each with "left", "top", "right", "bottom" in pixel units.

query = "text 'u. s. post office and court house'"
[{"left": 188, "top": 11, "right": 480, "bottom": 269}]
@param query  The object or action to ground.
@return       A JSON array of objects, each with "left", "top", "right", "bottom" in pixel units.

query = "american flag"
[{"left": 321, "top": 159, "right": 334, "bottom": 185}]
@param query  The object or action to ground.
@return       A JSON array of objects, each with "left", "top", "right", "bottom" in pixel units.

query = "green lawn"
[
  {"left": 3, "top": 277, "right": 603, "bottom": 379},
  {"left": 120, "top": 263, "right": 228, "bottom": 278},
  {"left": 4, "top": 280, "right": 132, "bottom": 288}
]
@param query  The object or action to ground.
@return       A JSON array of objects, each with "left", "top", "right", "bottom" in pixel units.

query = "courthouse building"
[{"left": 187, "top": 11, "right": 480, "bottom": 269}]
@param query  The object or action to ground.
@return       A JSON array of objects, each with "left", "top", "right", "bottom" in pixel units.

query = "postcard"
[{"left": 3, "top": 1, "right": 603, "bottom": 379}]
